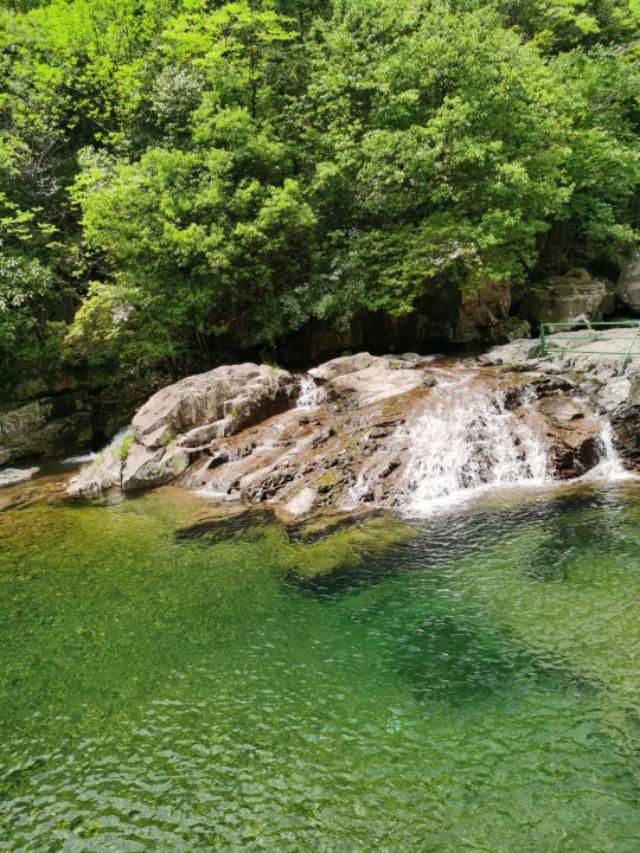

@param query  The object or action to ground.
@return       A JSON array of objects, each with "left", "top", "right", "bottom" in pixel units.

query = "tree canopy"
[{"left": 1, "top": 0, "right": 639, "bottom": 379}]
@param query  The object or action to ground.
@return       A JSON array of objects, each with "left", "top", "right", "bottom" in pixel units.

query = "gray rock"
[
  {"left": 454, "top": 281, "right": 515, "bottom": 343},
  {"left": 68, "top": 363, "right": 296, "bottom": 497},
  {"left": 282, "top": 486, "right": 317, "bottom": 517},
  {"left": 520, "top": 268, "right": 614, "bottom": 325},
  {"left": 65, "top": 429, "right": 131, "bottom": 498},
  {"left": 309, "top": 353, "right": 377, "bottom": 382},
  {"left": 133, "top": 363, "right": 295, "bottom": 448},
  {"left": 0, "top": 393, "right": 92, "bottom": 466},
  {"left": 480, "top": 338, "right": 543, "bottom": 367},
  {"left": 535, "top": 394, "right": 602, "bottom": 478},
  {"left": 121, "top": 443, "right": 190, "bottom": 493},
  {"left": 617, "top": 252, "right": 640, "bottom": 313}
]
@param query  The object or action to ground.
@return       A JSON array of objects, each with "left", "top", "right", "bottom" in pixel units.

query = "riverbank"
[{"left": 57, "top": 330, "right": 640, "bottom": 519}]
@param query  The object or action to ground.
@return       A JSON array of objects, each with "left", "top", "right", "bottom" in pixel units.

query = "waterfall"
[
  {"left": 296, "top": 375, "right": 322, "bottom": 411},
  {"left": 583, "top": 420, "right": 632, "bottom": 482},
  {"left": 398, "top": 373, "right": 630, "bottom": 516},
  {"left": 400, "top": 374, "right": 551, "bottom": 514}
]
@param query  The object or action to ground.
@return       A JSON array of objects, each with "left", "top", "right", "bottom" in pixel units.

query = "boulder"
[
  {"left": 133, "top": 363, "right": 295, "bottom": 449},
  {"left": 311, "top": 354, "right": 434, "bottom": 406},
  {"left": 282, "top": 486, "right": 317, "bottom": 517},
  {"left": 534, "top": 395, "right": 601, "bottom": 478},
  {"left": 121, "top": 442, "right": 190, "bottom": 493},
  {"left": 309, "top": 353, "right": 377, "bottom": 382},
  {"left": 480, "top": 339, "right": 543, "bottom": 369},
  {"left": 519, "top": 268, "right": 614, "bottom": 326},
  {"left": 454, "top": 281, "right": 529, "bottom": 344},
  {"left": 68, "top": 363, "right": 296, "bottom": 497},
  {"left": 0, "top": 392, "right": 92, "bottom": 466},
  {"left": 616, "top": 252, "right": 640, "bottom": 313}
]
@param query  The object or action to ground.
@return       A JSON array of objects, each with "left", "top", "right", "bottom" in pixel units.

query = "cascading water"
[
  {"left": 401, "top": 374, "right": 551, "bottom": 514},
  {"left": 296, "top": 375, "right": 323, "bottom": 410},
  {"left": 0, "top": 467, "right": 40, "bottom": 488},
  {"left": 583, "top": 420, "right": 632, "bottom": 482}
]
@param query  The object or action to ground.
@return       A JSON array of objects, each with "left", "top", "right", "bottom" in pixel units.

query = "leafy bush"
[{"left": 0, "top": 0, "right": 637, "bottom": 382}]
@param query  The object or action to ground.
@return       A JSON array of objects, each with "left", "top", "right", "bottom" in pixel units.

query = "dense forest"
[{"left": 1, "top": 0, "right": 639, "bottom": 385}]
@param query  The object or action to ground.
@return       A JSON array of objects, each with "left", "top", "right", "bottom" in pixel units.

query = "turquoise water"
[{"left": 2, "top": 480, "right": 640, "bottom": 850}]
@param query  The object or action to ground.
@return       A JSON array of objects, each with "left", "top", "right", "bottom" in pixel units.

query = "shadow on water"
[
  {"left": 285, "top": 484, "right": 637, "bottom": 598},
  {"left": 174, "top": 508, "right": 277, "bottom": 544},
  {"left": 391, "top": 606, "right": 602, "bottom": 707},
  {"left": 174, "top": 506, "right": 387, "bottom": 546}
]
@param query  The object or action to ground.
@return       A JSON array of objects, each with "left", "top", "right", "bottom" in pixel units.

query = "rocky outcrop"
[
  {"left": 0, "top": 390, "right": 92, "bottom": 466},
  {"left": 617, "top": 252, "right": 640, "bottom": 314},
  {"left": 454, "top": 281, "right": 530, "bottom": 344},
  {"left": 484, "top": 327, "right": 640, "bottom": 466},
  {"left": 133, "top": 362, "right": 295, "bottom": 449},
  {"left": 0, "top": 368, "right": 155, "bottom": 468},
  {"left": 280, "top": 280, "right": 528, "bottom": 364},
  {"left": 67, "top": 363, "right": 297, "bottom": 497},
  {"left": 68, "top": 349, "right": 614, "bottom": 514},
  {"left": 519, "top": 268, "right": 615, "bottom": 326},
  {"left": 534, "top": 395, "right": 601, "bottom": 478}
]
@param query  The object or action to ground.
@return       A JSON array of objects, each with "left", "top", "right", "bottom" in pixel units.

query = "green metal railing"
[{"left": 540, "top": 320, "right": 640, "bottom": 374}]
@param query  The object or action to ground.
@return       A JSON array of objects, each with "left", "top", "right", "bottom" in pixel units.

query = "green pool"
[{"left": 2, "top": 479, "right": 640, "bottom": 850}]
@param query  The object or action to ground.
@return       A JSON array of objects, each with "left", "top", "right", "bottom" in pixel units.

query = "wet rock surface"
[
  {"left": 484, "top": 326, "right": 640, "bottom": 467},
  {"left": 66, "top": 343, "right": 627, "bottom": 515}
]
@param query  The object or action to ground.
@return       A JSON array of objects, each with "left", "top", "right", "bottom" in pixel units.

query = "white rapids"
[
  {"left": 61, "top": 452, "right": 98, "bottom": 466},
  {"left": 296, "top": 375, "right": 323, "bottom": 411},
  {"left": 0, "top": 467, "right": 40, "bottom": 488},
  {"left": 399, "top": 372, "right": 626, "bottom": 516}
]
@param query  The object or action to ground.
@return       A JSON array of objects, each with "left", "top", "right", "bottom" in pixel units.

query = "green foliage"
[
  {"left": 497, "top": 0, "right": 640, "bottom": 51},
  {"left": 302, "top": 1, "right": 574, "bottom": 315},
  {"left": 0, "top": 0, "right": 638, "bottom": 381},
  {"left": 118, "top": 432, "right": 134, "bottom": 461}
]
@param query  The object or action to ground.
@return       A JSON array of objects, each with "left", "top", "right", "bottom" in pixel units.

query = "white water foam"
[
  {"left": 296, "top": 376, "right": 322, "bottom": 411},
  {"left": 400, "top": 376, "right": 551, "bottom": 515},
  {"left": 0, "top": 467, "right": 40, "bottom": 488},
  {"left": 581, "top": 420, "right": 634, "bottom": 483},
  {"left": 61, "top": 452, "right": 98, "bottom": 466}
]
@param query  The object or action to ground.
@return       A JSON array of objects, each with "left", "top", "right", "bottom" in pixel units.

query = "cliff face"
[{"left": 0, "top": 371, "right": 168, "bottom": 468}]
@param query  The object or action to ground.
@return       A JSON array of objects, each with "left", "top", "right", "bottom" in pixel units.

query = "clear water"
[{"left": 3, "top": 480, "right": 640, "bottom": 850}]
